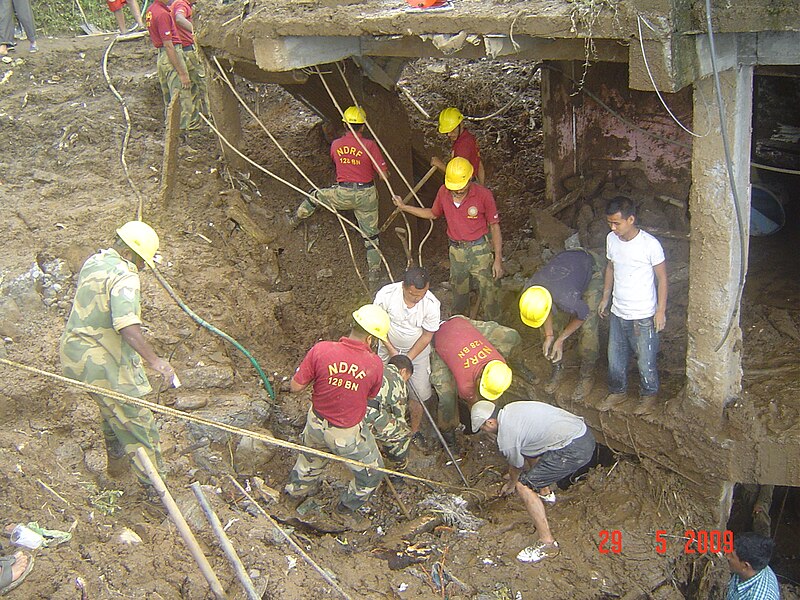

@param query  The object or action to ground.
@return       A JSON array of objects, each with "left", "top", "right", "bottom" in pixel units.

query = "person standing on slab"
[
  {"left": 597, "top": 196, "right": 667, "bottom": 416},
  {"left": 106, "top": 0, "right": 144, "bottom": 33},
  {"left": 471, "top": 399, "right": 596, "bottom": 564},
  {"left": 171, "top": 0, "right": 207, "bottom": 129}
]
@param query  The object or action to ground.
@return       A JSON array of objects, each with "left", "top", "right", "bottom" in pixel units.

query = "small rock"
[
  {"left": 316, "top": 268, "right": 333, "bottom": 280},
  {"left": 174, "top": 395, "right": 208, "bottom": 411},
  {"left": 115, "top": 528, "right": 142, "bottom": 545},
  {"left": 179, "top": 364, "right": 235, "bottom": 389}
]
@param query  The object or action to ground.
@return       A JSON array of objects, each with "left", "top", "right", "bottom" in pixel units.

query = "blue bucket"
[{"left": 750, "top": 184, "right": 785, "bottom": 236}]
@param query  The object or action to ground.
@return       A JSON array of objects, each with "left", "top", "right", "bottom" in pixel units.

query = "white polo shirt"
[
  {"left": 606, "top": 229, "right": 665, "bottom": 320},
  {"left": 373, "top": 281, "right": 441, "bottom": 351}
]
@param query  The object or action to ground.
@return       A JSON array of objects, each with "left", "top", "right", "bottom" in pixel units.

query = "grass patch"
[{"left": 32, "top": 0, "right": 121, "bottom": 36}]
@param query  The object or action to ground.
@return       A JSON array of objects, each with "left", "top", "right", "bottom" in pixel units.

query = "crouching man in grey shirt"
[{"left": 471, "top": 400, "right": 596, "bottom": 563}]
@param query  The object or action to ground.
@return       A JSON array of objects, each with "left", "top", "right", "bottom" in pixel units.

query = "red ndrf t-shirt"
[
  {"left": 170, "top": 0, "right": 194, "bottom": 47},
  {"left": 293, "top": 337, "right": 383, "bottom": 428},
  {"left": 330, "top": 132, "right": 388, "bottom": 184},
  {"left": 145, "top": 1, "right": 180, "bottom": 48},
  {"left": 451, "top": 128, "right": 481, "bottom": 174},
  {"left": 434, "top": 317, "right": 506, "bottom": 402},
  {"left": 430, "top": 182, "right": 499, "bottom": 242}
]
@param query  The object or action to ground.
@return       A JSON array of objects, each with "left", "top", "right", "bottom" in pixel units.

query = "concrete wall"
[{"left": 542, "top": 61, "right": 693, "bottom": 204}]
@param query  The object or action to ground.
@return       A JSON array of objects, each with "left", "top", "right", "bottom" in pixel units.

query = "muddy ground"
[{"left": 0, "top": 32, "right": 799, "bottom": 599}]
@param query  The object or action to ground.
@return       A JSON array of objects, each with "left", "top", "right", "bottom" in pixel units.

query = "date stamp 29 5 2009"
[{"left": 598, "top": 529, "right": 735, "bottom": 555}]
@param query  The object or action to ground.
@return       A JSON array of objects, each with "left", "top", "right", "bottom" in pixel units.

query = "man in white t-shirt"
[
  {"left": 597, "top": 197, "right": 667, "bottom": 416},
  {"left": 374, "top": 267, "right": 441, "bottom": 444}
]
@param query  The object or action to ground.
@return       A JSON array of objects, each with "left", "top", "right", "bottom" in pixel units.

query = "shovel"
[
  {"left": 380, "top": 165, "right": 438, "bottom": 233},
  {"left": 75, "top": 0, "right": 104, "bottom": 35},
  {"left": 394, "top": 227, "right": 414, "bottom": 269}
]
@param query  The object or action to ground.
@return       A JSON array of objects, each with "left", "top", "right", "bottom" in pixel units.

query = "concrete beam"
[
  {"left": 685, "top": 66, "right": 753, "bottom": 420},
  {"left": 361, "top": 35, "right": 627, "bottom": 63},
  {"left": 755, "top": 31, "right": 800, "bottom": 65},
  {"left": 628, "top": 33, "right": 697, "bottom": 92},
  {"left": 253, "top": 36, "right": 359, "bottom": 72}
]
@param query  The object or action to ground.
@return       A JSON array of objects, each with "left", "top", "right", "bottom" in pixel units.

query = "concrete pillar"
[
  {"left": 685, "top": 66, "right": 753, "bottom": 419},
  {"left": 206, "top": 61, "right": 245, "bottom": 171}
]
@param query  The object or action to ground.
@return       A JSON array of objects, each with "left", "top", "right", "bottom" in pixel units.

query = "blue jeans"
[{"left": 608, "top": 314, "right": 659, "bottom": 396}]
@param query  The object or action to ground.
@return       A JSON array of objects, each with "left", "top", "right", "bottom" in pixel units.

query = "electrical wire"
[
  {"left": 704, "top": 0, "right": 748, "bottom": 352},
  {"left": 637, "top": 14, "right": 708, "bottom": 138}
]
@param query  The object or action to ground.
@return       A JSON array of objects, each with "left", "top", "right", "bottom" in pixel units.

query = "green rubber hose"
[{"left": 151, "top": 266, "right": 276, "bottom": 400}]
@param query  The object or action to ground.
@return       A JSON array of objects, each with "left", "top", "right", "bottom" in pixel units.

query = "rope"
[
  {"left": 149, "top": 266, "right": 275, "bottom": 400},
  {"left": 209, "top": 58, "right": 369, "bottom": 291},
  {"left": 0, "top": 357, "right": 443, "bottom": 486},
  {"left": 199, "top": 113, "right": 395, "bottom": 283},
  {"left": 102, "top": 36, "right": 144, "bottom": 219},
  {"left": 752, "top": 162, "right": 800, "bottom": 176}
]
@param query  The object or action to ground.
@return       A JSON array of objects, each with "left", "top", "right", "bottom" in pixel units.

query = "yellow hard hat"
[
  {"left": 471, "top": 400, "right": 496, "bottom": 432},
  {"left": 438, "top": 107, "right": 464, "bottom": 134},
  {"left": 519, "top": 285, "right": 553, "bottom": 328},
  {"left": 116, "top": 221, "right": 159, "bottom": 269},
  {"left": 342, "top": 106, "right": 367, "bottom": 124},
  {"left": 444, "top": 157, "right": 474, "bottom": 191},
  {"left": 479, "top": 360, "right": 512, "bottom": 401},
  {"left": 352, "top": 304, "right": 390, "bottom": 342}
]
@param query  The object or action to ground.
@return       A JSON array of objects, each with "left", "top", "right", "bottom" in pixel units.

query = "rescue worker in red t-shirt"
[
  {"left": 429, "top": 315, "right": 519, "bottom": 447},
  {"left": 393, "top": 157, "right": 504, "bottom": 321},
  {"left": 145, "top": 0, "right": 192, "bottom": 131},
  {"left": 171, "top": 0, "right": 208, "bottom": 130},
  {"left": 290, "top": 106, "right": 389, "bottom": 291},
  {"left": 431, "top": 107, "right": 485, "bottom": 185},
  {"left": 284, "top": 304, "right": 389, "bottom": 530}
]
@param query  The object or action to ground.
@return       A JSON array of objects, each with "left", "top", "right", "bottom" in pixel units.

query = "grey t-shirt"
[{"left": 496, "top": 401, "right": 587, "bottom": 468}]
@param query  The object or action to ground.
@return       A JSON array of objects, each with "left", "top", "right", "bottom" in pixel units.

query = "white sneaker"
[
  {"left": 538, "top": 491, "right": 556, "bottom": 504},
  {"left": 517, "top": 541, "right": 560, "bottom": 563}
]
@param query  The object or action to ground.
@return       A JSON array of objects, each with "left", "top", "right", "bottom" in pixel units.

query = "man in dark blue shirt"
[{"left": 521, "top": 249, "right": 604, "bottom": 400}]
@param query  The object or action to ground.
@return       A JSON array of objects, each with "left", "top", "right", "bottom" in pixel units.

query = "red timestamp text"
[
  {"left": 599, "top": 529, "right": 735, "bottom": 555},
  {"left": 656, "top": 529, "right": 734, "bottom": 555}
]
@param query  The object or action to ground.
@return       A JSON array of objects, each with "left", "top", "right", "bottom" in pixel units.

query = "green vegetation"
[{"left": 32, "top": 0, "right": 119, "bottom": 35}]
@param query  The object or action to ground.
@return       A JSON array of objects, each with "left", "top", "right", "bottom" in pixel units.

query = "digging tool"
[
  {"left": 74, "top": 0, "right": 103, "bottom": 35},
  {"left": 380, "top": 165, "right": 438, "bottom": 233},
  {"left": 136, "top": 449, "right": 226, "bottom": 600},
  {"left": 394, "top": 226, "right": 414, "bottom": 269},
  {"left": 407, "top": 381, "right": 469, "bottom": 488}
]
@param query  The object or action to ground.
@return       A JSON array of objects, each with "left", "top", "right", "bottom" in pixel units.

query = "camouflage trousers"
[
  {"left": 90, "top": 392, "right": 163, "bottom": 485},
  {"left": 156, "top": 47, "right": 195, "bottom": 131},
  {"left": 183, "top": 48, "right": 208, "bottom": 130},
  {"left": 551, "top": 251, "right": 604, "bottom": 373},
  {"left": 449, "top": 237, "right": 502, "bottom": 322},
  {"left": 285, "top": 408, "right": 384, "bottom": 511},
  {"left": 296, "top": 185, "right": 381, "bottom": 285},
  {"left": 430, "top": 318, "right": 521, "bottom": 431},
  {"left": 364, "top": 404, "right": 411, "bottom": 465}
]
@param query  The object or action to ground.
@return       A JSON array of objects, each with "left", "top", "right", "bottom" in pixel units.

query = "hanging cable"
[
  {"left": 704, "top": 0, "right": 748, "bottom": 352},
  {"left": 637, "top": 14, "right": 709, "bottom": 139}
]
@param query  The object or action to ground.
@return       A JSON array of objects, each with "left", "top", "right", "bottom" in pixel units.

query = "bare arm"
[
  {"left": 477, "top": 160, "right": 486, "bottom": 185},
  {"left": 598, "top": 261, "right": 614, "bottom": 318},
  {"left": 393, "top": 195, "right": 436, "bottom": 220},
  {"left": 290, "top": 376, "right": 309, "bottom": 393},
  {"left": 119, "top": 324, "right": 175, "bottom": 383},
  {"left": 489, "top": 222, "right": 504, "bottom": 279},
  {"left": 548, "top": 316, "right": 586, "bottom": 363},
  {"left": 407, "top": 330, "right": 434, "bottom": 361},
  {"left": 501, "top": 464, "right": 522, "bottom": 496},
  {"left": 174, "top": 13, "right": 193, "bottom": 34},
  {"left": 653, "top": 261, "right": 668, "bottom": 332},
  {"left": 163, "top": 39, "right": 190, "bottom": 88}
]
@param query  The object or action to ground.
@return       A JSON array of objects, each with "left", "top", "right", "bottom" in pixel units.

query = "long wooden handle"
[{"left": 379, "top": 165, "right": 439, "bottom": 233}]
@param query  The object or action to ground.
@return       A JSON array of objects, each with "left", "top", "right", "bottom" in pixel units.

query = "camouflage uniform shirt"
[{"left": 60, "top": 249, "right": 152, "bottom": 397}]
